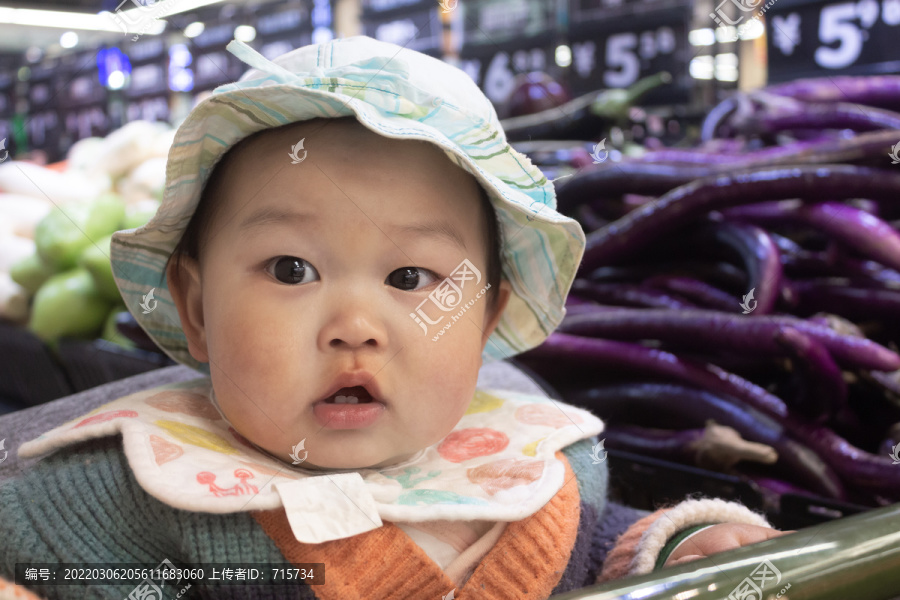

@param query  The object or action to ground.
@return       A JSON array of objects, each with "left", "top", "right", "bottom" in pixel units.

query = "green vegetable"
[
  {"left": 28, "top": 268, "right": 113, "bottom": 347},
  {"left": 78, "top": 233, "right": 121, "bottom": 303},
  {"left": 34, "top": 192, "right": 125, "bottom": 270},
  {"left": 101, "top": 305, "right": 136, "bottom": 350},
  {"left": 10, "top": 252, "right": 56, "bottom": 294},
  {"left": 591, "top": 72, "right": 673, "bottom": 121}
]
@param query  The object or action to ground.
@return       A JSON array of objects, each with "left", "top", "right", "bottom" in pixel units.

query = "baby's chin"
[{"left": 297, "top": 450, "right": 423, "bottom": 471}]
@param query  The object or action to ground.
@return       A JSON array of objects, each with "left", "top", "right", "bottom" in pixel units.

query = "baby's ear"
[
  {"left": 165, "top": 254, "right": 209, "bottom": 363},
  {"left": 480, "top": 279, "right": 512, "bottom": 352}
]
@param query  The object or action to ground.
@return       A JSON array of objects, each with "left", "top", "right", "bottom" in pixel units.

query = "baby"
[{"left": 0, "top": 36, "right": 786, "bottom": 600}]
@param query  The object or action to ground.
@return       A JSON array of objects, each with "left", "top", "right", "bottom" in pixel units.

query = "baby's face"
[{"left": 168, "top": 119, "right": 509, "bottom": 470}]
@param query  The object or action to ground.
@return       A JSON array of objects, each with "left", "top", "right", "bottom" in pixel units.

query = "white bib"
[{"left": 19, "top": 378, "right": 604, "bottom": 544}]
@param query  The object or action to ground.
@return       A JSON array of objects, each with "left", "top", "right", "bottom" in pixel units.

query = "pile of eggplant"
[{"left": 516, "top": 75, "right": 900, "bottom": 508}]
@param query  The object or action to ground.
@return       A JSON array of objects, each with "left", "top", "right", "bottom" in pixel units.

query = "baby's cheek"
[{"left": 420, "top": 355, "right": 479, "bottom": 432}]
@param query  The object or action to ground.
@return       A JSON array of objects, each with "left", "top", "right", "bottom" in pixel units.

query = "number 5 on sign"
[
  {"left": 814, "top": 0, "right": 878, "bottom": 69},
  {"left": 604, "top": 32, "right": 640, "bottom": 87}
]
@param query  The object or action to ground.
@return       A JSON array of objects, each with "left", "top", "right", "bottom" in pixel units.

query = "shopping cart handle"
[{"left": 551, "top": 502, "right": 900, "bottom": 600}]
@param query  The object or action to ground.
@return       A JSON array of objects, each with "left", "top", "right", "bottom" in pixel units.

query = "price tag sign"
[
  {"left": 126, "top": 38, "right": 166, "bottom": 63},
  {"left": 461, "top": 0, "right": 556, "bottom": 46},
  {"left": 255, "top": 7, "right": 307, "bottom": 36},
  {"left": 63, "top": 106, "right": 109, "bottom": 140},
  {"left": 125, "top": 63, "right": 166, "bottom": 98},
  {"left": 568, "top": 6, "right": 690, "bottom": 103},
  {"left": 457, "top": 39, "right": 558, "bottom": 105},
  {"left": 573, "top": 0, "right": 686, "bottom": 19},
  {"left": 193, "top": 51, "right": 243, "bottom": 88},
  {"left": 766, "top": 0, "right": 899, "bottom": 80},
  {"left": 126, "top": 96, "right": 169, "bottom": 123},
  {"left": 362, "top": 6, "right": 443, "bottom": 55}
]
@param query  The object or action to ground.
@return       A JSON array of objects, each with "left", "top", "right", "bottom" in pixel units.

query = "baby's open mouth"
[{"left": 323, "top": 386, "right": 375, "bottom": 404}]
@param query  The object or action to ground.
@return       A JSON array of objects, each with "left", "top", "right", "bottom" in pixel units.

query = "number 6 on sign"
[{"left": 604, "top": 32, "right": 640, "bottom": 88}]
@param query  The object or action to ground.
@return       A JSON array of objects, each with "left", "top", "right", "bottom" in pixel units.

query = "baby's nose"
[{"left": 319, "top": 302, "right": 388, "bottom": 352}]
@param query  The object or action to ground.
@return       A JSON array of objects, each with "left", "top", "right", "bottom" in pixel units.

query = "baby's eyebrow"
[
  {"left": 238, "top": 206, "right": 317, "bottom": 233},
  {"left": 387, "top": 219, "right": 468, "bottom": 252},
  {"left": 238, "top": 205, "right": 467, "bottom": 252}
]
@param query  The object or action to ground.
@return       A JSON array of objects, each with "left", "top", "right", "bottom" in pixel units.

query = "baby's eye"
[
  {"left": 387, "top": 267, "right": 438, "bottom": 291},
  {"left": 266, "top": 256, "right": 319, "bottom": 285}
]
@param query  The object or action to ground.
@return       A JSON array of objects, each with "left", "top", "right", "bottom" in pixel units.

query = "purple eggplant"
[
  {"left": 603, "top": 423, "right": 778, "bottom": 471},
  {"left": 642, "top": 275, "right": 738, "bottom": 311},
  {"left": 576, "top": 203, "right": 608, "bottom": 232},
  {"left": 589, "top": 261, "right": 748, "bottom": 291},
  {"left": 779, "top": 247, "right": 900, "bottom": 287},
  {"left": 556, "top": 307, "right": 900, "bottom": 371},
  {"left": 557, "top": 132, "right": 900, "bottom": 214},
  {"left": 750, "top": 476, "right": 820, "bottom": 499},
  {"left": 786, "top": 279, "right": 900, "bottom": 321},
  {"left": 747, "top": 102, "right": 900, "bottom": 134},
  {"left": 693, "top": 220, "right": 782, "bottom": 314},
  {"left": 878, "top": 423, "right": 900, "bottom": 458},
  {"left": 555, "top": 163, "right": 710, "bottom": 213},
  {"left": 639, "top": 129, "right": 900, "bottom": 168},
  {"left": 569, "top": 382, "right": 845, "bottom": 499},
  {"left": 701, "top": 97, "right": 740, "bottom": 141},
  {"left": 774, "top": 326, "right": 847, "bottom": 422},
  {"left": 766, "top": 76, "right": 900, "bottom": 109},
  {"left": 864, "top": 370, "right": 900, "bottom": 409},
  {"left": 565, "top": 295, "right": 592, "bottom": 307},
  {"left": 569, "top": 280, "right": 696, "bottom": 309},
  {"left": 580, "top": 165, "right": 900, "bottom": 271},
  {"left": 525, "top": 332, "right": 790, "bottom": 418},
  {"left": 786, "top": 416, "right": 900, "bottom": 498},
  {"left": 723, "top": 201, "right": 900, "bottom": 273}
]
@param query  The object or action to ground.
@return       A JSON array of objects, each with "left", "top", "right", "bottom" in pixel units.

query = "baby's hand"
[{"left": 663, "top": 523, "right": 795, "bottom": 568}]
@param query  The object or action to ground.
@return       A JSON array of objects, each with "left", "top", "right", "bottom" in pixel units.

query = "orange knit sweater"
[{"left": 251, "top": 450, "right": 582, "bottom": 600}]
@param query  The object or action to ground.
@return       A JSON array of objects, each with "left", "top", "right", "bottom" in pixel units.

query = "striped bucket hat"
[{"left": 110, "top": 35, "right": 585, "bottom": 375}]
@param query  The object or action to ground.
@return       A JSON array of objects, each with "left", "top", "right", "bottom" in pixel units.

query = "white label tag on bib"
[{"left": 274, "top": 473, "right": 383, "bottom": 544}]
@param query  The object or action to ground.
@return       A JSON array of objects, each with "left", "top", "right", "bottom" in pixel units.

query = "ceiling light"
[
  {"left": 555, "top": 45, "right": 572, "bottom": 67},
  {"left": 234, "top": 25, "right": 256, "bottom": 42},
  {"left": 689, "top": 28, "right": 715, "bottom": 46},
  {"left": 184, "top": 22, "right": 205, "bottom": 38},
  {"left": 59, "top": 31, "right": 78, "bottom": 48}
]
